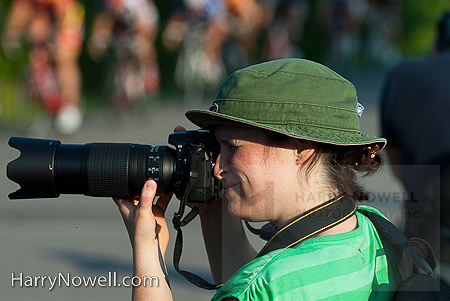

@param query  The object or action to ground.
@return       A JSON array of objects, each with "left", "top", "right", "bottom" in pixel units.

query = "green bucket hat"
[{"left": 185, "top": 58, "right": 386, "bottom": 149}]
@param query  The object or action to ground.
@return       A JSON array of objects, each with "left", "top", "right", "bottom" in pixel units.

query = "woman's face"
[{"left": 214, "top": 126, "right": 303, "bottom": 224}]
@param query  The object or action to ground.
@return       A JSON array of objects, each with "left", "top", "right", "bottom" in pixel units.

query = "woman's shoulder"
[{"left": 212, "top": 210, "right": 392, "bottom": 300}]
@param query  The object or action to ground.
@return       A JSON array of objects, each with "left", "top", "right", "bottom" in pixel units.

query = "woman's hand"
[
  {"left": 113, "top": 180, "right": 171, "bottom": 255},
  {"left": 114, "top": 180, "right": 173, "bottom": 300}
]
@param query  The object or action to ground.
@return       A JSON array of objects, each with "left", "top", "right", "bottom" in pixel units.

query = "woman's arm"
[
  {"left": 114, "top": 180, "right": 173, "bottom": 301},
  {"left": 200, "top": 199, "right": 257, "bottom": 284}
]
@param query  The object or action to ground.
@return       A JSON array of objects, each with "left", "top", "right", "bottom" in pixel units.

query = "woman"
[{"left": 114, "top": 58, "right": 400, "bottom": 300}]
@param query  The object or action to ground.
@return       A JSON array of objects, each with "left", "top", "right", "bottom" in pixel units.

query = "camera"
[{"left": 7, "top": 130, "right": 223, "bottom": 203}]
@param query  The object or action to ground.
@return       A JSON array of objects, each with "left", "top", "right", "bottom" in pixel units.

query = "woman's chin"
[{"left": 226, "top": 198, "right": 245, "bottom": 219}]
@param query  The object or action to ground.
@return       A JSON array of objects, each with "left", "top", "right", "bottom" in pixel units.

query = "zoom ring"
[{"left": 87, "top": 143, "right": 130, "bottom": 197}]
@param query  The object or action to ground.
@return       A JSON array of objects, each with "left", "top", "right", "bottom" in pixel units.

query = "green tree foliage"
[{"left": 400, "top": 0, "right": 450, "bottom": 56}]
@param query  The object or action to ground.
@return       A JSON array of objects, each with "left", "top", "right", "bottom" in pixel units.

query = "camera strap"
[
  {"left": 253, "top": 194, "right": 357, "bottom": 258},
  {"left": 171, "top": 171, "right": 221, "bottom": 290},
  {"left": 171, "top": 192, "right": 357, "bottom": 290}
]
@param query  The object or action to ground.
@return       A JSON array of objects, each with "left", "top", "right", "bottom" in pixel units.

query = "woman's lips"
[{"left": 224, "top": 182, "right": 239, "bottom": 193}]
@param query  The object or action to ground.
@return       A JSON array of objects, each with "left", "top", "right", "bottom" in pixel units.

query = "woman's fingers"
[
  {"left": 113, "top": 196, "right": 134, "bottom": 221},
  {"left": 154, "top": 195, "right": 171, "bottom": 216},
  {"left": 113, "top": 180, "right": 171, "bottom": 259}
]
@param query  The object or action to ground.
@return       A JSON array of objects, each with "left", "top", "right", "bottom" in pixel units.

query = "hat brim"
[{"left": 186, "top": 109, "right": 387, "bottom": 149}]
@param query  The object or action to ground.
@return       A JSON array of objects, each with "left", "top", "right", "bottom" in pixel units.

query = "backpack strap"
[
  {"left": 358, "top": 208, "right": 450, "bottom": 300},
  {"left": 397, "top": 238, "right": 437, "bottom": 279},
  {"left": 357, "top": 208, "right": 436, "bottom": 280}
]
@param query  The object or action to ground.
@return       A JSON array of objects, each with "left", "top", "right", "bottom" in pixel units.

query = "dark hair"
[
  {"left": 263, "top": 130, "right": 383, "bottom": 201},
  {"left": 309, "top": 143, "right": 383, "bottom": 201}
]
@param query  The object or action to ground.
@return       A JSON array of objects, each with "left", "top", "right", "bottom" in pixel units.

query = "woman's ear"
[{"left": 295, "top": 140, "right": 316, "bottom": 165}]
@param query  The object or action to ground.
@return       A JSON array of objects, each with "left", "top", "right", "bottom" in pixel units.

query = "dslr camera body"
[{"left": 7, "top": 130, "right": 223, "bottom": 203}]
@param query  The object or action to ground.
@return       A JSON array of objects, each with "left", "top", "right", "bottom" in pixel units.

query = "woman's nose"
[{"left": 213, "top": 154, "right": 224, "bottom": 180}]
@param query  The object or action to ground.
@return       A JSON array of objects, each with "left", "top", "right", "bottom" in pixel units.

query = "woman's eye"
[
  {"left": 219, "top": 140, "right": 241, "bottom": 155},
  {"left": 228, "top": 143, "right": 240, "bottom": 151}
]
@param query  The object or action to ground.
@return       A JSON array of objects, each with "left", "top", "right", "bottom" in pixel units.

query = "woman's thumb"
[{"left": 138, "top": 180, "right": 157, "bottom": 211}]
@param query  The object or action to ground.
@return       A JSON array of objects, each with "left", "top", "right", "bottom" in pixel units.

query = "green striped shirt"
[{"left": 211, "top": 206, "right": 401, "bottom": 301}]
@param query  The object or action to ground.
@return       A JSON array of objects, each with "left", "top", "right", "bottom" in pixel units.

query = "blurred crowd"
[{"left": 1, "top": 0, "right": 402, "bottom": 134}]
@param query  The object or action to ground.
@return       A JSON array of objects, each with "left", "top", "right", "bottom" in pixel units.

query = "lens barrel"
[{"left": 7, "top": 137, "right": 175, "bottom": 199}]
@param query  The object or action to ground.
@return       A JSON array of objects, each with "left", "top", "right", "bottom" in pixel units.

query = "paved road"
[{"left": 0, "top": 78, "right": 406, "bottom": 301}]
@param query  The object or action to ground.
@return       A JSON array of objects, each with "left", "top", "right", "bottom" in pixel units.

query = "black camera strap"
[
  {"left": 171, "top": 192, "right": 357, "bottom": 290},
  {"left": 254, "top": 194, "right": 357, "bottom": 257},
  {"left": 171, "top": 163, "right": 221, "bottom": 290}
]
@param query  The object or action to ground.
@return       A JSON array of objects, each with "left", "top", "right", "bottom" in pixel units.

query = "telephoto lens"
[
  {"left": 7, "top": 130, "right": 223, "bottom": 203},
  {"left": 6, "top": 137, "right": 175, "bottom": 199}
]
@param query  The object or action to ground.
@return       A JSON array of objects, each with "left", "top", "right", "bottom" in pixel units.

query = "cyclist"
[
  {"left": 162, "top": 0, "right": 228, "bottom": 102},
  {"left": 88, "top": 0, "right": 160, "bottom": 111},
  {"left": 2, "top": 0, "right": 85, "bottom": 134}
]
